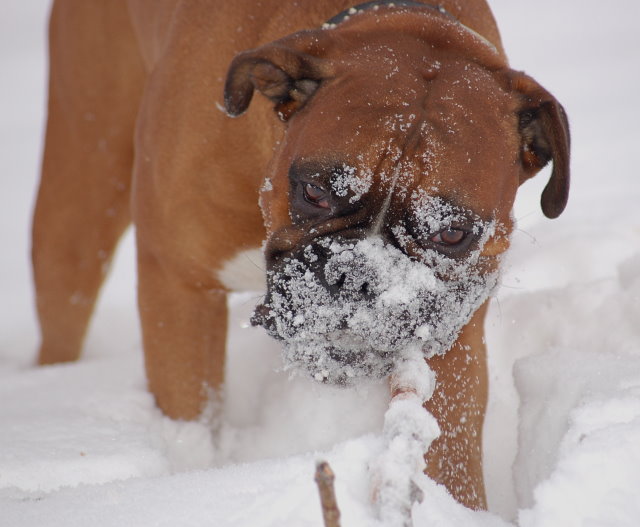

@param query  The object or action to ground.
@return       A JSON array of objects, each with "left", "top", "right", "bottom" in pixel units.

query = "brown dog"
[{"left": 33, "top": 0, "right": 569, "bottom": 510}]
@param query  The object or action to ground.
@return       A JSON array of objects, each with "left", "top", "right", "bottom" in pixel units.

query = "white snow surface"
[{"left": 2, "top": 1, "right": 640, "bottom": 526}]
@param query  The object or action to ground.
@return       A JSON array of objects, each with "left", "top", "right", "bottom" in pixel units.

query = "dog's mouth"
[{"left": 252, "top": 236, "right": 498, "bottom": 385}]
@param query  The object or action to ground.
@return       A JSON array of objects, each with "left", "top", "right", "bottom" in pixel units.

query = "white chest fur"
[{"left": 216, "top": 248, "right": 266, "bottom": 291}]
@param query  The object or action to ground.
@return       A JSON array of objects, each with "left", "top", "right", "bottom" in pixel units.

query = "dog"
[{"left": 33, "top": 0, "right": 569, "bottom": 510}]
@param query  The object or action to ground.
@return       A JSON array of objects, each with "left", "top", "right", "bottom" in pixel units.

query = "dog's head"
[{"left": 224, "top": 5, "right": 570, "bottom": 383}]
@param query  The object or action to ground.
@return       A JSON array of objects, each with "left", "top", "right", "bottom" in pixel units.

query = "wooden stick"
[
  {"left": 315, "top": 461, "right": 342, "bottom": 527},
  {"left": 373, "top": 347, "right": 437, "bottom": 526}
]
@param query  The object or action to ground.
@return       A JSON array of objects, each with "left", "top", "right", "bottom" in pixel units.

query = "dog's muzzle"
[{"left": 252, "top": 236, "right": 498, "bottom": 384}]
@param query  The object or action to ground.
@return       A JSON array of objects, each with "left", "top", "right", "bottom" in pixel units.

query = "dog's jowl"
[{"left": 34, "top": 0, "right": 569, "bottom": 510}]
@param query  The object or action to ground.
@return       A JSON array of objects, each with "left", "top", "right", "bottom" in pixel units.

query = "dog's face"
[{"left": 224, "top": 8, "right": 570, "bottom": 383}]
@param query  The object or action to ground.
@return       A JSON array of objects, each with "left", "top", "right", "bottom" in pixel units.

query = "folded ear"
[
  {"left": 224, "top": 31, "right": 330, "bottom": 121},
  {"left": 507, "top": 71, "right": 571, "bottom": 219}
]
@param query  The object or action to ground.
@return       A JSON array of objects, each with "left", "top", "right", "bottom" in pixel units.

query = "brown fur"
[{"left": 33, "top": 0, "right": 569, "bottom": 510}]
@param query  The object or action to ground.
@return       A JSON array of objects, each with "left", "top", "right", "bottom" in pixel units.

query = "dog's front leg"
[
  {"left": 136, "top": 243, "right": 228, "bottom": 420},
  {"left": 424, "top": 304, "right": 489, "bottom": 510}
]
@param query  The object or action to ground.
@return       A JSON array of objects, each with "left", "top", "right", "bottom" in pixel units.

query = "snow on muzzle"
[{"left": 252, "top": 237, "right": 497, "bottom": 384}]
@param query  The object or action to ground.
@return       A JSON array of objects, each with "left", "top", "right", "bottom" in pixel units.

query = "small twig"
[{"left": 315, "top": 461, "right": 342, "bottom": 527}]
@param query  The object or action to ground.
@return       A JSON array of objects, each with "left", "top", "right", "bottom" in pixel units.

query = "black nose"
[{"left": 324, "top": 260, "right": 376, "bottom": 300}]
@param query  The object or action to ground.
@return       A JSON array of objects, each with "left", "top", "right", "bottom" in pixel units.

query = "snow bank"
[
  {"left": 513, "top": 254, "right": 640, "bottom": 526},
  {"left": 5, "top": 254, "right": 639, "bottom": 527},
  {"left": 483, "top": 250, "right": 640, "bottom": 525}
]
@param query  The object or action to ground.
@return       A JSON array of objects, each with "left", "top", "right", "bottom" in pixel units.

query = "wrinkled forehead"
[{"left": 280, "top": 57, "right": 520, "bottom": 217}]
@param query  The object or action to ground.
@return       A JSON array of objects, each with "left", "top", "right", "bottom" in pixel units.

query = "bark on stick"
[{"left": 315, "top": 461, "right": 341, "bottom": 527}]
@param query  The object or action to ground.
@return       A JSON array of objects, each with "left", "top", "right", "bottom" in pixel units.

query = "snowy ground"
[{"left": 2, "top": 1, "right": 640, "bottom": 526}]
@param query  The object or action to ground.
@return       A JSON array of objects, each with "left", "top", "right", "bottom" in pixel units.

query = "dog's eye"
[
  {"left": 430, "top": 228, "right": 467, "bottom": 246},
  {"left": 303, "top": 183, "right": 330, "bottom": 209}
]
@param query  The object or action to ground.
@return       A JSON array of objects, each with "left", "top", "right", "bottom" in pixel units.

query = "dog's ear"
[
  {"left": 224, "top": 31, "right": 330, "bottom": 121},
  {"left": 507, "top": 71, "right": 571, "bottom": 218}
]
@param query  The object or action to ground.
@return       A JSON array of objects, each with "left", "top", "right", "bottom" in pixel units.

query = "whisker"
[
  {"left": 243, "top": 249, "right": 266, "bottom": 272},
  {"left": 492, "top": 295, "right": 503, "bottom": 323},
  {"left": 516, "top": 210, "right": 535, "bottom": 220},
  {"left": 513, "top": 227, "right": 538, "bottom": 244},
  {"left": 498, "top": 282, "right": 526, "bottom": 291}
]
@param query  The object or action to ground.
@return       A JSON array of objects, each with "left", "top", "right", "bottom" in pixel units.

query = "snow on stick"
[
  {"left": 372, "top": 345, "right": 439, "bottom": 527},
  {"left": 315, "top": 461, "right": 342, "bottom": 527}
]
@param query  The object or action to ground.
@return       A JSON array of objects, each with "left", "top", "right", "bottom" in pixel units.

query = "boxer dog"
[{"left": 33, "top": 0, "right": 569, "bottom": 510}]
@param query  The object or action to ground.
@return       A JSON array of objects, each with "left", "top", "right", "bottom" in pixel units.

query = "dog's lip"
[
  {"left": 251, "top": 303, "right": 287, "bottom": 341},
  {"left": 251, "top": 298, "right": 352, "bottom": 334},
  {"left": 250, "top": 303, "right": 271, "bottom": 327}
]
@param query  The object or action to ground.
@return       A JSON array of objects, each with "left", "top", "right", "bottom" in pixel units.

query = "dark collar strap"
[{"left": 324, "top": 1, "right": 455, "bottom": 28}]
